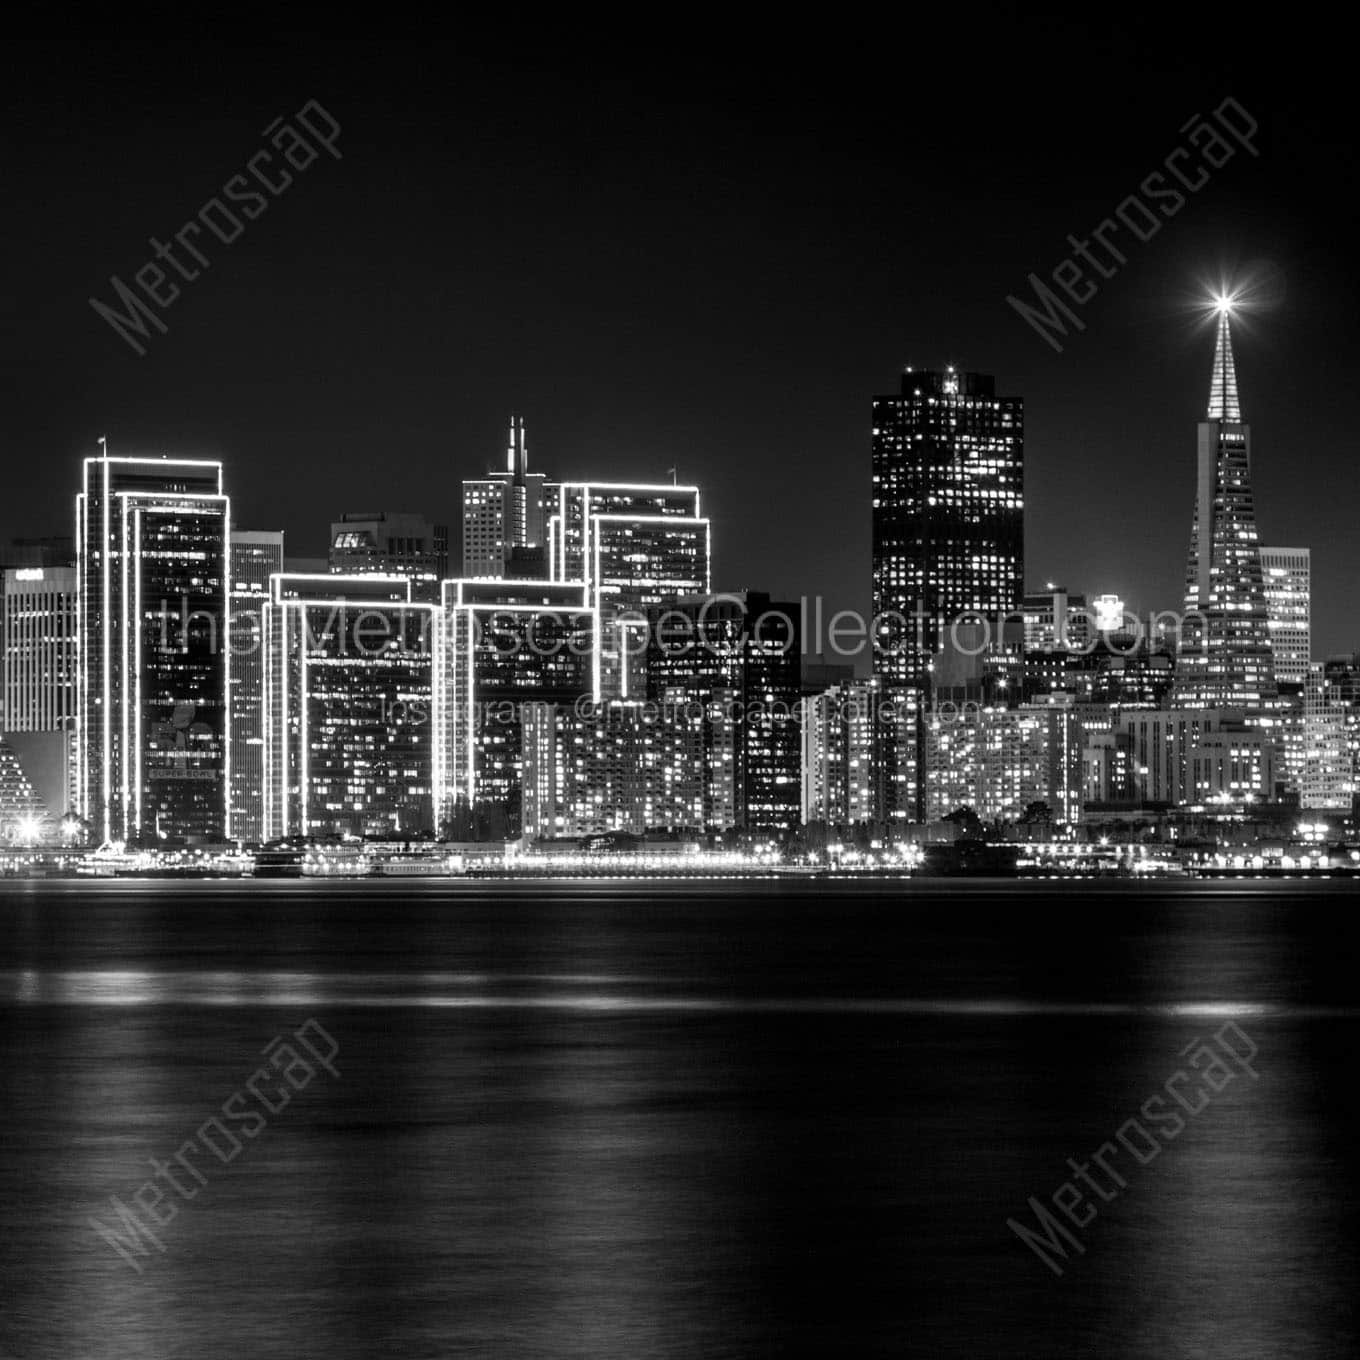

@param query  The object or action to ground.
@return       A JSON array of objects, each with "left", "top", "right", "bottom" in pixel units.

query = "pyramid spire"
[{"left": 1207, "top": 308, "right": 1241, "bottom": 422}]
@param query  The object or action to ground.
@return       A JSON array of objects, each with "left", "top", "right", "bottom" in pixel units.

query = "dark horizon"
[{"left": 4, "top": 28, "right": 1355, "bottom": 652}]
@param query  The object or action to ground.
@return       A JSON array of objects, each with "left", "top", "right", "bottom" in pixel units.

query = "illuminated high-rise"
[
  {"left": 550, "top": 481, "right": 710, "bottom": 698},
  {"left": 1259, "top": 545, "right": 1310, "bottom": 688},
  {"left": 435, "top": 578, "right": 596, "bottom": 838},
  {"left": 263, "top": 573, "right": 435, "bottom": 839},
  {"left": 801, "top": 679, "right": 885, "bottom": 827},
  {"left": 1172, "top": 307, "right": 1277, "bottom": 709},
  {"left": 76, "top": 452, "right": 230, "bottom": 844},
  {"left": 870, "top": 366, "right": 1024, "bottom": 819},
  {"left": 229, "top": 529, "right": 284, "bottom": 843},
  {"left": 646, "top": 591, "right": 801, "bottom": 835},
  {"left": 2, "top": 565, "right": 79, "bottom": 825},
  {"left": 1298, "top": 663, "right": 1352, "bottom": 811},
  {"left": 461, "top": 417, "right": 550, "bottom": 578},
  {"left": 3, "top": 565, "right": 78, "bottom": 734}
]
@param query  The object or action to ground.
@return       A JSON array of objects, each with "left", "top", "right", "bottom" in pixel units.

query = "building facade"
[
  {"left": 461, "top": 416, "right": 550, "bottom": 578},
  {"left": 647, "top": 591, "right": 802, "bottom": 835},
  {"left": 1114, "top": 708, "right": 1224, "bottom": 807},
  {"left": 1172, "top": 310, "right": 1277, "bottom": 709},
  {"left": 801, "top": 679, "right": 884, "bottom": 827},
  {"left": 2, "top": 565, "right": 78, "bottom": 823},
  {"left": 521, "top": 696, "right": 705, "bottom": 839},
  {"left": 77, "top": 454, "right": 230, "bottom": 844},
  {"left": 1299, "top": 663, "right": 1353, "bottom": 811},
  {"left": 436, "top": 578, "right": 596, "bottom": 838},
  {"left": 3, "top": 565, "right": 78, "bottom": 735},
  {"left": 923, "top": 696, "right": 1082, "bottom": 825},
  {"left": 264, "top": 573, "right": 435, "bottom": 839},
  {"left": 1022, "top": 587, "right": 1090, "bottom": 652},
  {"left": 1259, "top": 545, "right": 1311, "bottom": 689},
  {"left": 229, "top": 530, "right": 285, "bottom": 843},
  {"left": 1188, "top": 727, "right": 1277, "bottom": 809},
  {"left": 549, "top": 481, "right": 710, "bottom": 699},
  {"left": 329, "top": 511, "right": 448, "bottom": 602},
  {"left": 871, "top": 366, "right": 1023, "bottom": 820}
]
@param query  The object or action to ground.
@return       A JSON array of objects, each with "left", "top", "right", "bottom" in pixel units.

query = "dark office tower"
[
  {"left": 646, "top": 591, "right": 802, "bottom": 836},
  {"left": 1172, "top": 307, "right": 1277, "bottom": 709},
  {"left": 870, "top": 366, "right": 1024, "bottom": 820},
  {"left": 328, "top": 511, "right": 449, "bottom": 602},
  {"left": 76, "top": 452, "right": 230, "bottom": 844},
  {"left": 229, "top": 529, "right": 285, "bottom": 844}
]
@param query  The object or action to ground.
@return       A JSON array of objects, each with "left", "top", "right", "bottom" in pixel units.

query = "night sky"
[{"left": 4, "top": 26, "right": 1355, "bottom": 655}]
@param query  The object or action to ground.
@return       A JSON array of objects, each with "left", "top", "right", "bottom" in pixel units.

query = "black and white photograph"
[{"left": 2, "top": 21, "right": 1357, "bottom": 1358}]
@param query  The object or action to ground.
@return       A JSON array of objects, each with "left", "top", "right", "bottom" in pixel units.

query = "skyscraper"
[
  {"left": 1299, "top": 663, "right": 1353, "bottom": 811},
  {"left": 1172, "top": 307, "right": 1277, "bottom": 709},
  {"left": 646, "top": 591, "right": 802, "bottom": 835},
  {"left": 1322, "top": 655, "right": 1360, "bottom": 812},
  {"left": 264, "top": 573, "right": 436, "bottom": 839},
  {"left": 229, "top": 529, "right": 285, "bottom": 843},
  {"left": 1259, "top": 545, "right": 1311, "bottom": 688},
  {"left": 800, "top": 678, "right": 885, "bottom": 828},
  {"left": 3, "top": 565, "right": 78, "bottom": 735},
  {"left": 435, "top": 578, "right": 596, "bottom": 838},
  {"left": 461, "top": 417, "right": 549, "bottom": 578},
  {"left": 871, "top": 366, "right": 1024, "bottom": 819},
  {"left": 2, "top": 565, "right": 78, "bottom": 824},
  {"left": 76, "top": 452, "right": 230, "bottom": 844},
  {"left": 550, "top": 481, "right": 711, "bottom": 698}
]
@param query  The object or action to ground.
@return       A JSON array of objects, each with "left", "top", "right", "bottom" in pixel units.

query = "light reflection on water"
[
  {"left": 3, "top": 968, "right": 1360, "bottom": 1016},
  {"left": 1, "top": 879, "right": 1357, "bottom": 1359}
]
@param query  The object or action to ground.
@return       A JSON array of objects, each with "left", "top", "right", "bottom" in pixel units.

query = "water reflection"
[{"left": 0, "top": 881, "right": 1356, "bottom": 1358}]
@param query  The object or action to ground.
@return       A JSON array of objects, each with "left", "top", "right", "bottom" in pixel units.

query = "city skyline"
[
  {"left": 23, "top": 291, "right": 1360, "bottom": 685},
  {"left": 6, "top": 281, "right": 1351, "bottom": 667},
  {"left": 21, "top": 296, "right": 1347, "bottom": 849},
  {"left": 42, "top": 289, "right": 1352, "bottom": 675},
  {"left": 2, "top": 292, "right": 1352, "bottom": 850},
  {"left": 6, "top": 34, "right": 1359, "bottom": 1360},
  {"left": 3, "top": 32, "right": 1357, "bottom": 658}
]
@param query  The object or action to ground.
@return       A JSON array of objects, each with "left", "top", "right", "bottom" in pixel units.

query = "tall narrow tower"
[
  {"left": 506, "top": 415, "right": 529, "bottom": 547},
  {"left": 461, "top": 416, "right": 549, "bottom": 577},
  {"left": 870, "top": 366, "right": 1024, "bottom": 820},
  {"left": 76, "top": 450, "right": 231, "bottom": 844},
  {"left": 1172, "top": 304, "right": 1277, "bottom": 709}
]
